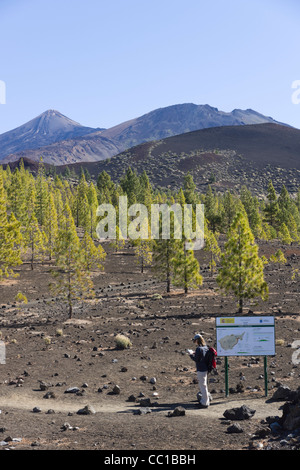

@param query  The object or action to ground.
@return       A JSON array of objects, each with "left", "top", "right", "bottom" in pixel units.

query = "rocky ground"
[{"left": 1, "top": 239, "right": 300, "bottom": 452}]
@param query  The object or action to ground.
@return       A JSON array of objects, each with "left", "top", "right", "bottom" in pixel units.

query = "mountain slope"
[
  {"left": 2, "top": 132, "right": 121, "bottom": 166},
  {"left": 100, "top": 103, "right": 289, "bottom": 149},
  {"left": 0, "top": 109, "right": 101, "bottom": 161},
  {"left": 0, "top": 104, "right": 290, "bottom": 166},
  {"left": 54, "top": 123, "right": 300, "bottom": 195}
]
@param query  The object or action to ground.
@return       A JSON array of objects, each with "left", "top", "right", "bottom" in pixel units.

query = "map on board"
[
  {"left": 218, "top": 332, "right": 245, "bottom": 351},
  {"left": 216, "top": 317, "right": 275, "bottom": 357}
]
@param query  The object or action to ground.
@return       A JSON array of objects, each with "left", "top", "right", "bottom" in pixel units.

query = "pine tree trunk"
[
  {"left": 68, "top": 269, "right": 72, "bottom": 319},
  {"left": 184, "top": 244, "right": 188, "bottom": 294},
  {"left": 238, "top": 226, "right": 242, "bottom": 312},
  {"left": 31, "top": 240, "right": 34, "bottom": 270},
  {"left": 166, "top": 242, "right": 170, "bottom": 293},
  {"left": 167, "top": 275, "right": 170, "bottom": 293}
]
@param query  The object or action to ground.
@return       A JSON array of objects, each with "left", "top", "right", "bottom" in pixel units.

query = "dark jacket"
[{"left": 190, "top": 345, "right": 208, "bottom": 372}]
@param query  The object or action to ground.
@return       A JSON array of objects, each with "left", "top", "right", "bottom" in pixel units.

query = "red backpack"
[{"left": 205, "top": 347, "right": 217, "bottom": 373}]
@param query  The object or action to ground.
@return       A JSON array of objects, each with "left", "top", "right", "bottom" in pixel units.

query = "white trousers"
[{"left": 197, "top": 371, "right": 209, "bottom": 406}]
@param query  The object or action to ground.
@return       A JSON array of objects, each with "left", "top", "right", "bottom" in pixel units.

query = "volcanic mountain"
[
  {"left": 99, "top": 103, "right": 288, "bottom": 148},
  {"left": 0, "top": 104, "right": 290, "bottom": 165},
  {"left": 53, "top": 122, "right": 300, "bottom": 195},
  {"left": 0, "top": 109, "right": 102, "bottom": 161}
]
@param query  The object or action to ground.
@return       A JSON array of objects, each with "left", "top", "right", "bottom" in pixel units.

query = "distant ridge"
[
  {"left": 100, "top": 103, "right": 289, "bottom": 148},
  {"left": 0, "top": 103, "right": 291, "bottom": 166}
]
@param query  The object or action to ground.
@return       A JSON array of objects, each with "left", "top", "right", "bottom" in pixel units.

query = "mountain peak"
[{"left": 0, "top": 110, "right": 100, "bottom": 160}]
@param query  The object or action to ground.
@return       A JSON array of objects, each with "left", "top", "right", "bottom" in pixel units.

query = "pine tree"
[
  {"left": 35, "top": 158, "right": 48, "bottom": 226},
  {"left": 269, "top": 249, "right": 287, "bottom": 265},
  {"left": 73, "top": 172, "right": 89, "bottom": 227},
  {"left": 171, "top": 240, "right": 203, "bottom": 294},
  {"left": 120, "top": 167, "right": 140, "bottom": 205},
  {"left": 134, "top": 238, "right": 152, "bottom": 273},
  {"left": 223, "top": 191, "right": 237, "bottom": 229},
  {"left": 110, "top": 225, "right": 125, "bottom": 252},
  {"left": 205, "top": 185, "right": 221, "bottom": 232},
  {"left": 217, "top": 212, "right": 268, "bottom": 313},
  {"left": 0, "top": 173, "right": 22, "bottom": 280},
  {"left": 51, "top": 204, "right": 92, "bottom": 318},
  {"left": 23, "top": 214, "right": 46, "bottom": 270},
  {"left": 7, "top": 168, "right": 28, "bottom": 224},
  {"left": 81, "top": 195, "right": 92, "bottom": 234},
  {"left": 183, "top": 172, "right": 198, "bottom": 205},
  {"left": 97, "top": 170, "right": 115, "bottom": 204},
  {"left": 240, "top": 186, "right": 262, "bottom": 237},
  {"left": 152, "top": 238, "right": 177, "bottom": 292},
  {"left": 278, "top": 223, "right": 293, "bottom": 245},
  {"left": 26, "top": 178, "right": 37, "bottom": 220},
  {"left": 87, "top": 182, "right": 99, "bottom": 238},
  {"left": 287, "top": 216, "right": 300, "bottom": 243},
  {"left": 80, "top": 231, "right": 106, "bottom": 273},
  {"left": 139, "top": 170, "right": 153, "bottom": 210},
  {"left": 44, "top": 192, "right": 58, "bottom": 260},
  {"left": 264, "top": 181, "right": 279, "bottom": 227},
  {"left": 204, "top": 228, "right": 221, "bottom": 277}
]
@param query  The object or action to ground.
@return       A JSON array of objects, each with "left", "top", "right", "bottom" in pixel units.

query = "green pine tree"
[
  {"left": 51, "top": 204, "right": 92, "bottom": 318},
  {"left": 44, "top": 192, "right": 58, "bottom": 260},
  {"left": 264, "top": 181, "right": 279, "bottom": 227},
  {"left": 172, "top": 240, "right": 203, "bottom": 294},
  {"left": 217, "top": 212, "right": 268, "bottom": 313},
  {"left": 23, "top": 213, "right": 46, "bottom": 270},
  {"left": 152, "top": 238, "right": 177, "bottom": 292},
  {"left": 204, "top": 227, "right": 221, "bottom": 277},
  {"left": 0, "top": 173, "right": 23, "bottom": 280},
  {"left": 278, "top": 223, "right": 293, "bottom": 245},
  {"left": 134, "top": 237, "right": 152, "bottom": 273},
  {"left": 80, "top": 231, "right": 106, "bottom": 273},
  {"left": 35, "top": 158, "right": 48, "bottom": 226}
]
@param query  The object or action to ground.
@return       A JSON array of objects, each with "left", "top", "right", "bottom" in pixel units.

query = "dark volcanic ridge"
[{"left": 52, "top": 123, "right": 300, "bottom": 195}]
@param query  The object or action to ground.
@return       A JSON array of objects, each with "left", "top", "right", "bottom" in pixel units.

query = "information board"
[{"left": 216, "top": 316, "right": 275, "bottom": 357}]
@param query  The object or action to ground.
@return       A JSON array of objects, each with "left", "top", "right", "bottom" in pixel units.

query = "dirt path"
[{"left": 0, "top": 389, "right": 284, "bottom": 419}]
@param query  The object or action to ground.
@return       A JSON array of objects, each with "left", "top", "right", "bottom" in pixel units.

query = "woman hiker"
[{"left": 188, "top": 333, "right": 210, "bottom": 408}]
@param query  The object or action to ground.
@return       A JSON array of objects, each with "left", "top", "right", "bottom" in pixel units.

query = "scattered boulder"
[
  {"left": 43, "top": 391, "right": 56, "bottom": 399},
  {"left": 77, "top": 405, "right": 96, "bottom": 415},
  {"left": 223, "top": 405, "right": 256, "bottom": 421},
  {"left": 65, "top": 387, "right": 80, "bottom": 394},
  {"left": 32, "top": 407, "right": 42, "bottom": 413},
  {"left": 281, "top": 401, "right": 300, "bottom": 431},
  {"left": 127, "top": 394, "right": 137, "bottom": 402},
  {"left": 112, "top": 385, "right": 121, "bottom": 395},
  {"left": 227, "top": 423, "right": 244, "bottom": 434},
  {"left": 133, "top": 407, "right": 152, "bottom": 415},
  {"left": 272, "top": 385, "right": 293, "bottom": 401},
  {"left": 38, "top": 380, "right": 52, "bottom": 391},
  {"left": 167, "top": 406, "right": 186, "bottom": 417},
  {"left": 139, "top": 398, "right": 152, "bottom": 407}
]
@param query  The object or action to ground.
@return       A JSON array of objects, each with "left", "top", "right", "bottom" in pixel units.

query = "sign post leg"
[
  {"left": 225, "top": 356, "right": 229, "bottom": 397},
  {"left": 264, "top": 356, "right": 268, "bottom": 397}
]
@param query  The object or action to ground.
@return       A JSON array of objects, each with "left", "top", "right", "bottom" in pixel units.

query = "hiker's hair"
[{"left": 196, "top": 335, "right": 206, "bottom": 346}]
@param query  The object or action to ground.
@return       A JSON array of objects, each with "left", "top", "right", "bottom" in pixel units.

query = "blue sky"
[{"left": 0, "top": 0, "right": 300, "bottom": 134}]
